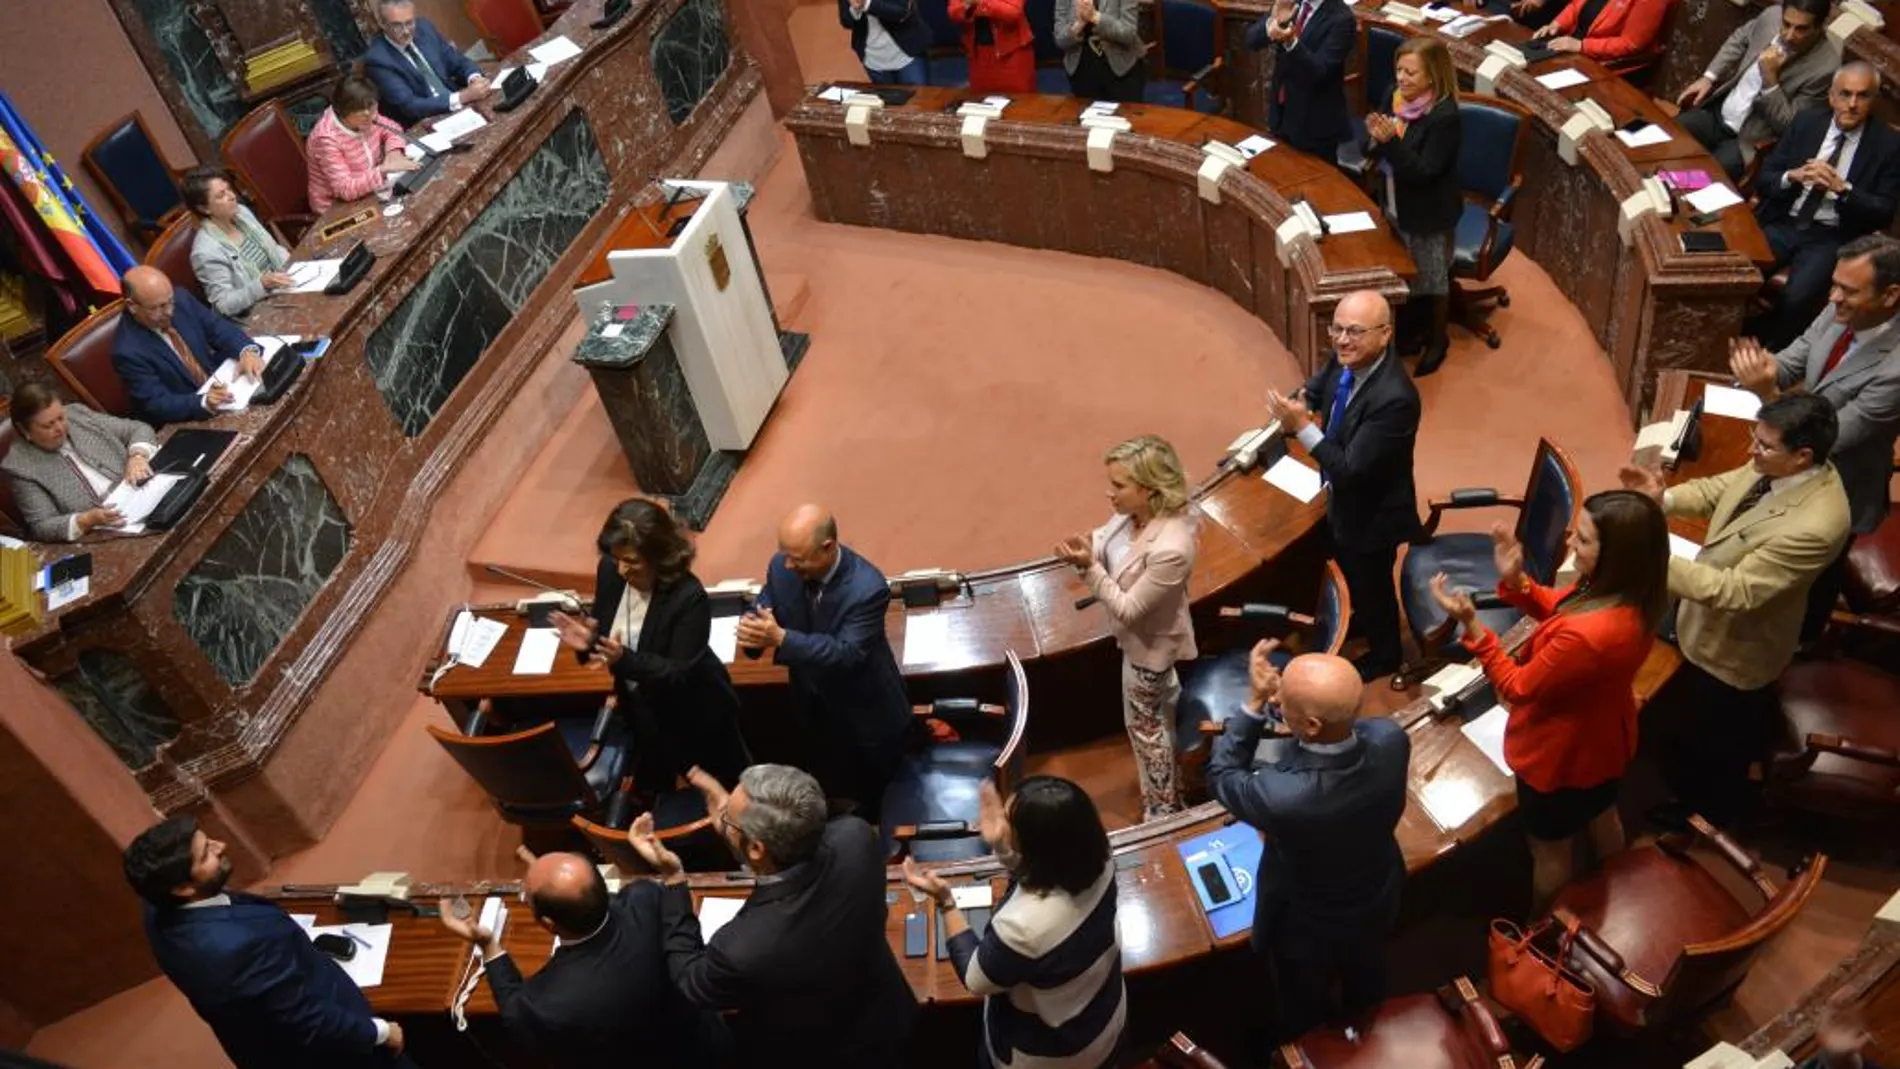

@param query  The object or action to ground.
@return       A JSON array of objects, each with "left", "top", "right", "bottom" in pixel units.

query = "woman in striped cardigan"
[{"left": 904, "top": 777, "right": 1126, "bottom": 1069}]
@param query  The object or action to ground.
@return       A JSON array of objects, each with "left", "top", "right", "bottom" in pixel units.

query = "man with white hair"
[{"left": 362, "top": 0, "right": 490, "bottom": 127}]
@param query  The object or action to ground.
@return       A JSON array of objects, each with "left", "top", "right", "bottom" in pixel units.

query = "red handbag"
[{"left": 1487, "top": 914, "right": 1597, "bottom": 1052}]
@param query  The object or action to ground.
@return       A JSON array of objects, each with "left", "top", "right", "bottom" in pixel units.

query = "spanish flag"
[{"left": 0, "top": 89, "right": 135, "bottom": 298}]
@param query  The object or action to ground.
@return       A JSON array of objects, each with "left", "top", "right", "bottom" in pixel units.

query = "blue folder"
[{"left": 1175, "top": 824, "right": 1265, "bottom": 940}]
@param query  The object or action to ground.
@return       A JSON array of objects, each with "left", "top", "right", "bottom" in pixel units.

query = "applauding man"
[{"left": 632, "top": 765, "right": 918, "bottom": 1069}]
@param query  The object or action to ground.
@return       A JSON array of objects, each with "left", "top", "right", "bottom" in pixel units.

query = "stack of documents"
[
  {"left": 101, "top": 473, "right": 186, "bottom": 535},
  {"left": 197, "top": 336, "right": 292, "bottom": 414},
  {"left": 0, "top": 541, "right": 40, "bottom": 636},
  {"left": 284, "top": 260, "right": 342, "bottom": 293},
  {"left": 529, "top": 36, "right": 583, "bottom": 68},
  {"left": 420, "top": 109, "right": 489, "bottom": 153}
]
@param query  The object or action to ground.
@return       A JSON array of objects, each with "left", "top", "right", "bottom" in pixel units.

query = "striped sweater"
[{"left": 946, "top": 863, "right": 1125, "bottom": 1069}]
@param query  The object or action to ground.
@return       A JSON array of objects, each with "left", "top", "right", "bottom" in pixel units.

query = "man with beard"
[{"left": 123, "top": 816, "right": 412, "bottom": 1069}]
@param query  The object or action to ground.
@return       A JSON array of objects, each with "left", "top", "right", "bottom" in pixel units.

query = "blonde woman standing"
[{"left": 1056, "top": 435, "right": 1200, "bottom": 820}]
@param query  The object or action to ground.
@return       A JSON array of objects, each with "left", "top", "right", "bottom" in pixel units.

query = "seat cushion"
[
  {"left": 883, "top": 740, "right": 1003, "bottom": 862},
  {"left": 1773, "top": 659, "right": 1900, "bottom": 818},
  {"left": 1287, "top": 994, "right": 1493, "bottom": 1069},
  {"left": 1845, "top": 510, "right": 1900, "bottom": 614},
  {"left": 1338, "top": 117, "right": 1371, "bottom": 176},
  {"left": 556, "top": 716, "right": 628, "bottom": 799},
  {"left": 1400, "top": 535, "right": 1522, "bottom": 655},
  {"left": 1549, "top": 848, "right": 1752, "bottom": 1030},
  {"left": 1453, "top": 204, "right": 1514, "bottom": 277},
  {"left": 1175, "top": 646, "right": 1293, "bottom": 753}
]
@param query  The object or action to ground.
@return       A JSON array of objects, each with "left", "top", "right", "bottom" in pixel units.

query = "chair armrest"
[
  {"left": 1493, "top": 178, "right": 1521, "bottom": 218},
  {"left": 1183, "top": 56, "right": 1224, "bottom": 97},
  {"left": 1159, "top": 1032, "right": 1232, "bottom": 1069},
  {"left": 1552, "top": 906, "right": 1664, "bottom": 996},
  {"left": 889, "top": 821, "right": 978, "bottom": 860},
  {"left": 459, "top": 698, "right": 492, "bottom": 737},
  {"left": 1420, "top": 488, "right": 1523, "bottom": 538},
  {"left": 1217, "top": 603, "right": 1318, "bottom": 627},
  {"left": 602, "top": 775, "right": 637, "bottom": 830},
  {"left": 1197, "top": 718, "right": 1290, "bottom": 736},
  {"left": 577, "top": 695, "right": 618, "bottom": 772},
  {"left": 1675, "top": 813, "right": 1779, "bottom": 899},
  {"left": 1829, "top": 610, "right": 1900, "bottom": 639},
  {"left": 1444, "top": 976, "right": 1510, "bottom": 1056},
  {"left": 912, "top": 699, "right": 1005, "bottom": 719},
  {"left": 1805, "top": 733, "right": 1900, "bottom": 768}
]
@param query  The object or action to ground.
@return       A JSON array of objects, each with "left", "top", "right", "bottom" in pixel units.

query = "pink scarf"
[{"left": 1390, "top": 88, "right": 1436, "bottom": 137}]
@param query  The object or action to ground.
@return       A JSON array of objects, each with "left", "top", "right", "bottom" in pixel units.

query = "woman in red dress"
[{"left": 949, "top": 0, "right": 1037, "bottom": 94}]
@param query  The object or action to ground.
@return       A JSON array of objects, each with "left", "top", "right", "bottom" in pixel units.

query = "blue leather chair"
[
  {"left": 81, "top": 112, "right": 185, "bottom": 246},
  {"left": 427, "top": 698, "right": 632, "bottom": 836},
  {"left": 1337, "top": 25, "right": 1404, "bottom": 177},
  {"left": 1173, "top": 562, "right": 1351, "bottom": 795},
  {"left": 1451, "top": 95, "right": 1528, "bottom": 349},
  {"left": 916, "top": 0, "right": 971, "bottom": 87},
  {"left": 883, "top": 649, "right": 1030, "bottom": 863},
  {"left": 1397, "top": 438, "right": 1580, "bottom": 673},
  {"left": 1144, "top": 0, "right": 1226, "bottom": 113}
]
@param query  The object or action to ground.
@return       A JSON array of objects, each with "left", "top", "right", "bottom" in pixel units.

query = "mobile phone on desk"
[{"left": 903, "top": 912, "right": 928, "bottom": 958}]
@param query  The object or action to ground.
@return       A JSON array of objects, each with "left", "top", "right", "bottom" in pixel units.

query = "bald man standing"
[
  {"left": 736, "top": 505, "right": 909, "bottom": 821},
  {"left": 1206, "top": 645, "right": 1411, "bottom": 1047},
  {"left": 439, "top": 852, "right": 728, "bottom": 1067},
  {"left": 112, "top": 266, "right": 264, "bottom": 426}
]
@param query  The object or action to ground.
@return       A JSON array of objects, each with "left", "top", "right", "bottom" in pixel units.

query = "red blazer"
[
  {"left": 947, "top": 0, "right": 1035, "bottom": 59},
  {"left": 1462, "top": 580, "right": 1653, "bottom": 793},
  {"left": 1551, "top": 0, "right": 1669, "bottom": 62}
]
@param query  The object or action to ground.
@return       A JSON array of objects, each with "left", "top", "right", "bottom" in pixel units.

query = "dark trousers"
[
  {"left": 1337, "top": 541, "right": 1404, "bottom": 674},
  {"left": 1659, "top": 660, "right": 1779, "bottom": 826},
  {"left": 1068, "top": 48, "right": 1146, "bottom": 102},
  {"left": 1677, "top": 106, "right": 1747, "bottom": 180},
  {"left": 867, "top": 56, "right": 928, "bottom": 86},
  {"left": 1751, "top": 221, "right": 1844, "bottom": 350},
  {"left": 1800, "top": 538, "right": 1856, "bottom": 642},
  {"left": 1264, "top": 940, "right": 1389, "bottom": 1045}
]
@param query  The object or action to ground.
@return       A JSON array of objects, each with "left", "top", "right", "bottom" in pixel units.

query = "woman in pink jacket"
[
  {"left": 1056, "top": 435, "right": 1202, "bottom": 820},
  {"left": 306, "top": 76, "right": 420, "bottom": 213}
]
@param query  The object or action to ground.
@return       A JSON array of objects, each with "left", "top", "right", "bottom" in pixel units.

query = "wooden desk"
[
  {"left": 786, "top": 85, "right": 1413, "bottom": 377},
  {"left": 9, "top": 0, "right": 767, "bottom": 851},
  {"left": 1741, "top": 917, "right": 1900, "bottom": 1065},
  {"left": 1207, "top": 0, "right": 1770, "bottom": 420}
]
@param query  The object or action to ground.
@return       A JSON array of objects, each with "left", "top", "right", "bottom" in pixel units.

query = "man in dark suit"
[
  {"left": 113, "top": 265, "right": 263, "bottom": 427},
  {"left": 123, "top": 816, "right": 411, "bottom": 1069},
  {"left": 1749, "top": 64, "right": 1900, "bottom": 349},
  {"left": 737, "top": 504, "right": 909, "bottom": 820},
  {"left": 1247, "top": 0, "right": 1354, "bottom": 158},
  {"left": 437, "top": 851, "right": 728, "bottom": 1067},
  {"left": 633, "top": 764, "right": 919, "bottom": 1068},
  {"left": 1267, "top": 290, "right": 1423, "bottom": 681},
  {"left": 362, "top": 0, "right": 490, "bottom": 127},
  {"left": 1206, "top": 646, "right": 1411, "bottom": 1048}
]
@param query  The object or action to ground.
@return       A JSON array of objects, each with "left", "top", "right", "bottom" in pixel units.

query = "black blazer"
[
  {"left": 588, "top": 563, "right": 750, "bottom": 787},
  {"left": 660, "top": 818, "right": 920, "bottom": 1067},
  {"left": 143, "top": 894, "right": 384, "bottom": 1069},
  {"left": 1367, "top": 96, "right": 1464, "bottom": 235},
  {"left": 1205, "top": 715, "right": 1411, "bottom": 961},
  {"left": 750, "top": 545, "right": 910, "bottom": 765},
  {"left": 1249, "top": 0, "right": 1354, "bottom": 155},
  {"left": 486, "top": 880, "right": 730, "bottom": 1068},
  {"left": 1300, "top": 352, "right": 1423, "bottom": 551},
  {"left": 838, "top": 0, "right": 932, "bottom": 64},
  {"left": 1755, "top": 106, "right": 1900, "bottom": 240}
]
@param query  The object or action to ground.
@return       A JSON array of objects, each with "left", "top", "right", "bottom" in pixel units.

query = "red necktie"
[{"left": 1818, "top": 327, "right": 1855, "bottom": 382}]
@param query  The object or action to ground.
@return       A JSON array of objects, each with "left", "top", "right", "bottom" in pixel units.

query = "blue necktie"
[{"left": 1328, "top": 367, "right": 1356, "bottom": 432}]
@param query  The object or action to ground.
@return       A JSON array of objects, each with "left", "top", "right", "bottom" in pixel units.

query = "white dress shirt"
[
  {"left": 851, "top": 5, "right": 912, "bottom": 72},
  {"left": 1716, "top": 57, "right": 1768, "bottom": 135}
]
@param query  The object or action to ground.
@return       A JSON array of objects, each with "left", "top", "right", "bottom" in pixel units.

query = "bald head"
[
  {"left": 123, "top": 266, "right": 177, "bottom": 330},
  {"left": 1279, "top": 653, "right": 1363, "bottom": 743},
  {"left": 777, "top": 503, "right": 840, "bottom": 580},
  {"left": 1330, "top": 290, "right": 1394, "bottom": 371},
  {"left": 523, "top": 852, "right": 608, "bottom": 938}
]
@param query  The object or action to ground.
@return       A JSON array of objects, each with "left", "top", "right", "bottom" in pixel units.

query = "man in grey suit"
[
  {"left": 1732, "top": 233, "right": 1900, "bottom": 631},
  {"left": 3, "top": 382, "right": 156, "bottom": 542},
  {"left": 1206, "top": 642, "right": 1410, "bottom": 1049},
  {"left": 1675, "top": 0, "right": 1841, "bottom": 179}
]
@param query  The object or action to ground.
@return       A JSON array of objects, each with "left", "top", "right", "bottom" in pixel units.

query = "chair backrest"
[
  {"left": 572, "top": 814, "right": 646, "bottom": 871},
  {"left": 426, "top": 720, "right": 596, "bottom": 808},
  {"left": 1365, "top": 26, "right": 1403, "bottom": 116},
  {"left": 463, "top": 0, "right": 545, "bottom": 56},
  {"left": 917, "top": 0, "right": 963, "bottom": 52},
  {"left": 81, "top": 112, "right": 184, "bottom": 238},
  {"left": 995, "top": 649, "right": 1031, "bottom": 790},
  {"left": 0, "top": 418, "right": 21, "bottom": 536},
  {"left": 1158, "top": 0, "right": 1221, "bottom": 81},
  {"left": 220, "top": 101, "right": 311, "bottom": 225},
  {"left": 1313, "top": 560, "right": 1353, "bottom": 656},
  {"left": 1456, "top": 95, "right": 1528, "bottom": 205},
  {"left": 1654, "top": 847, "right": 1828, "bottom": 1022},
  {"left": 1026, "top": 0, "right": 1064, "bottom": 63},
  {"left": 1514, "top": 438, "right": 1581, "bottom": 586},
  {"left": 48, "top": 302, "right": 133, "bottom": 417},
  {"left": 143, "top": 215, "right": 203, "bottom": 301}
]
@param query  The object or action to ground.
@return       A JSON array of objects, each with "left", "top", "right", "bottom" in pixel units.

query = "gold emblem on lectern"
[{"left": 706, "top": 234, "right": 731, "bottom": 291}]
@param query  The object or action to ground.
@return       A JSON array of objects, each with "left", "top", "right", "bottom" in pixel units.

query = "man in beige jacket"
[{"left": 1622, "top": 393, "right": 1850, "bottom": 826}]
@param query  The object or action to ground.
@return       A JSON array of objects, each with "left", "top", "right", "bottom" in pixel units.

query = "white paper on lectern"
[
  {"left": 576, "top": 181, "right": 788, "bottom": 451},
  {"left": 1262, "top": 456, "right": 1323, "bottom": 502},
  {"left": 1704, "top": 383, "right": 1763, "bottom": 420},
  {"left": 1461, "top": 706, "right": 1514, "bottom": 778}
]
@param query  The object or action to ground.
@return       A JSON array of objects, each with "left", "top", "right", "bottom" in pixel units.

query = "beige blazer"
[
  {"left": 1084, "top": 509, "right": 1200, "bottom": 670},
  {"left": 1667, "top": 463, "right": 1851, "bottom": 690}
]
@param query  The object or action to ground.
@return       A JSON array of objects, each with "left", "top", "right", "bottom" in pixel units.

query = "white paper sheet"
[
  {"left": 283, "top": 259, "right": 343, "bottom": 294},
  {"left": 45, "top": 576, "right": 89, "bottom": 611},
  {"left": 307, "top": 923, "right": 393, "bottom": 988},
  {"left": 1684, "top": 183, "right": 1744, "bottom": 214},
  {"left": 100, "top": 472, "right": 186, "bottom": 534},
  {"left": 1460, "top": 705, "right": 1514, "bottom": 778},
  {"left": 1323, "top": 211, "right": 1378, "bottom": 234},
  {"left": 1669, "top": 533, "right": 1703, "bottom": 560},
  {"left": 454, "top": 617, "right": 506, "bottom": 669},
  {"left": 698, "top": 896, "right": 746, "bottom": 941},
  {"left": 1236, "top": 134, "right": 1276, "bottom": 158},
  {"left": 1262, "top": 456, "right": 1323, "bottom": 503},
  {"left": 903, "top": 613, "right": 951, "bottom": 666},
  {"left": 1442, "top": 12, "right": 1508, "bottom": 36},
  {"left": 430, "top": 108, "right": 490, "bottom": 144},
  {"left": 1614, "top": 124, "right": 1672, "bottom": 148},
  {"left": 981, "top": 95, "right": 1013, "bottom": 111},
  {"left": 512, "top": 627, "right": 561, "bottom": 674},
  {"left": 1703, "top": 383, "right": 1764, "bottom": 420},
  {"left": 816, "top": 85, "right": 852, "bottom": 103},
  {"left": 1422, "top": 4, "right": 1460, "bottom": 20},
  {"left": 708, "top": 615, "right": 740, "bottom": 664},
  {"left": 1633, "top": 418, "right": 1681, "bottom": 452},
  {"left": 1534, "top": 68, "right": 1591, "bottom": 90},
  {"left": 289, "top": 913, "right": 318, "bottom": 933},
  {"left": 1081, "top": 100, "right": 1120, "bottom": 115},
  {"left": 529, "top": 35, "right": 583, "bottom": 67},
  {"left": 196, "top": 337, "right": 286, "bottom": 414}
]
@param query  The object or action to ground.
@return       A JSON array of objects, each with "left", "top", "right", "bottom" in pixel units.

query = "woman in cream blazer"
[{"left": 1056, "top": 435, "right": 1200, "bottom": 818}]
